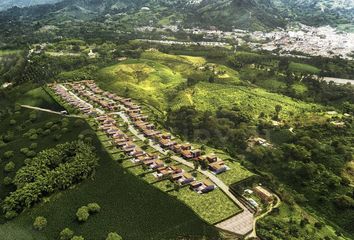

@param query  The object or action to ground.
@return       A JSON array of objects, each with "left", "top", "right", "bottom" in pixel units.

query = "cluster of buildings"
[
  {"left": 137, "top": 39, "right": 229, "bottom": 48},
  {"left": 50, "top": 84, "right": 98, "bottom": 115},
  {"left": 49, "top": 80, "right": 229, "bottom": 194},
  {"left": 250, "top": 24, "right": 354, "bottom": 59},
  {"left": 136, "top": 23, "right": 354, "bottom": 59},
  {"left": 244, "top": 185, "right": 274, "bottom": 210}
]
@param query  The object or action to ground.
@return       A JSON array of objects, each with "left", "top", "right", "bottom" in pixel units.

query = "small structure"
[
  {"left": 253, "top": 186, "right": 274, "bottom": 203},
  {"left": 190, "top": 179, "right": 215, "bottom": 194}
]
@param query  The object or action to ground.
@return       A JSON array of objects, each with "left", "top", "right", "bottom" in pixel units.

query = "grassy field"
[
  {"left": 96, "top": 51, "right": 323, "bottom": 123},
  {"left": 0, "top": 50, "right": 21, "bottom": 56},
  {"left": 289, "top": 62, "right": 320, "bottom": 74},
  {"left": 169, "top": 187, "right": 242, "bottom": 225},
  {"left": 217, "top": 160, "right": 254, "bottom": 186},
  {"left": 16, "top": 87, "right": 64, "bottom": 110},
  {"left": 172, "top": 82, "right": 322, "bottom": 120},
  {"left": 96, "top": 51, "right": 241, "bottom": 111}
]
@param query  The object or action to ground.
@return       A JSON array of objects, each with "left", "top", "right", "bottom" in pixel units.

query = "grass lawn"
[
  {"left": 0, "top": 136, "right": 220, "bottom": 240},
  {"left": 217, "top": 160, "right": 254, "bottom": 185},
  {"left": 169, "top": 188, "right": 242, "bottom": 224},
  {"left": 153, "top": 179, "right": 175, "bottom": 192}
]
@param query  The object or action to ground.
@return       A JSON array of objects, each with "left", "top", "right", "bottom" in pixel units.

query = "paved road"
[
  {"left": 323, "top": 77, "right": 354, "bottom": 85},
  {"left": 60, "top": 84, "right": 105, "bottom": 115},
  {"left": 20, "top": 105, "right": 81, "bottom": 118},
  {"left": 57, "top": 85, "right": 254, "bottom": 236}
]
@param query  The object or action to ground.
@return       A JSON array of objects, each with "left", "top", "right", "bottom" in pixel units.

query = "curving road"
[{"left": 246, "top": 194, "right": 281, "bottom": 239}]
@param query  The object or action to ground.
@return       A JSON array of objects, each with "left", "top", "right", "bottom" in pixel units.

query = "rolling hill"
[{"left": 1, "top": 0, "right": 353, "bottom": 31}]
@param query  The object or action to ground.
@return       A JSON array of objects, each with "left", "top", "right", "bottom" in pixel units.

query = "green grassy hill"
[{"left": 97, "top": 51, "right": 323, "bottom": 123}]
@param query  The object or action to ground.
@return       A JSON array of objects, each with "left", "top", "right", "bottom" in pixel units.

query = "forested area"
[{"left": 2, "top": 141, "right": 98, "bottom": 218}]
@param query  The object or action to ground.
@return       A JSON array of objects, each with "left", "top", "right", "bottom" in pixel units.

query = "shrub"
[
  {"left": 29, "top": 113, "right": 37, "bottom": 121},
  {"left": 74, "top": 119, "right": 85, "bottom": 127},
  {"left": 3, "top": 176, "right": 12, "bottom": 186},
  {"left": 43, "top": 129, "right": 51, "bottom": 136},
  {"left": 0, "top": 140, "right": 6, "bottom": 148},
  {"left": 71, "top": 236, "right": 85, "bottom": 240},
  {"left": 84, "top": 137, "right": 92, "bottom": 143},
  {"left": 76, "top": 206, "right": 90, "bottom": 222},
  {"left": 54, "top": 134, "right": 62, "bottom": 141},
  {"left": 20, "top": 148, "right": 30, "bottom": 155},
  {"left": 24, "top": 158, "right": 32, "bottom": 165},
  {"left": 3, "top": 133, "right": 14, "bottom": 143},
  {"left": 26, "top": 150, "right": 37, "bottom": 158},
  {"left": 33, "top": 216, "right": 47, "bottom": 230},
  {"left": 59, "top": 228, "right": 74, "bottom": 240},
  {"left": 9, "top": 119, "right": 16, "bottom": 125},
  {"left": 3, "top": 151, "right": 14, "bottom": 159},
  {"left": 5, "top": 161, "right": 15, "bottom": 172},
  {"left": 51, "top": 124, "right": 60, "bottom": 131},
  {"left": 45, "top": 122, "right": 54, "bottom": 129},
  {"left": 4, "top": 210, "right": 18, "bottom": 220},
  {"left": 314, "top": 222, "right": 324, "bottom": 229},
  {"left": 30, "top": 143, "right": 38, "bottom": 150},
  {"left": 87, "top": 203, "right": 101, "bottom": 213},
  {"left": 106, "top": 232, "right": 123, "bottom": 240},
  {"left": 29, "top": 134, "right": 38, "bottom": 141}
]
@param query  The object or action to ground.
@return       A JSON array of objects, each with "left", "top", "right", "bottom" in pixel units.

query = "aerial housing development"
[{"left": 0, "top": 1, "right": 353, "bottom": 240}]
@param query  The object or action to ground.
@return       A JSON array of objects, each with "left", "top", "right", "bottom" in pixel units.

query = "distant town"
[{"left": 136, "top": 23, "right": 354, "bottom": 60}]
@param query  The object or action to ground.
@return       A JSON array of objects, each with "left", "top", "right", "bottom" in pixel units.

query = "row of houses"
[
  {"left": 96, "top": 115, "right": 215, "bottom": 193},
  {"left": 53, "top": 81, "right": 222, "bottom": 193},
  {"left": 49, "top": 84, "right": 99, "bottom": 115},
  {"left": 70, "top": 80, "right": 230, "bottom": 176}
]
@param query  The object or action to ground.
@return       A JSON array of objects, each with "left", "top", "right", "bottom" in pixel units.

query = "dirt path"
[
  {"left": 246, "top": 194, "right": 281, "bottom": 239},
  {"left": 20, "top": 105, "right": 81, "bottom": 118}
]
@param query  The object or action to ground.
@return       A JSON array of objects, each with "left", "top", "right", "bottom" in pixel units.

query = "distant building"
[{"left": 253, "top": 186, "right": 273, "bottom": 203}]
